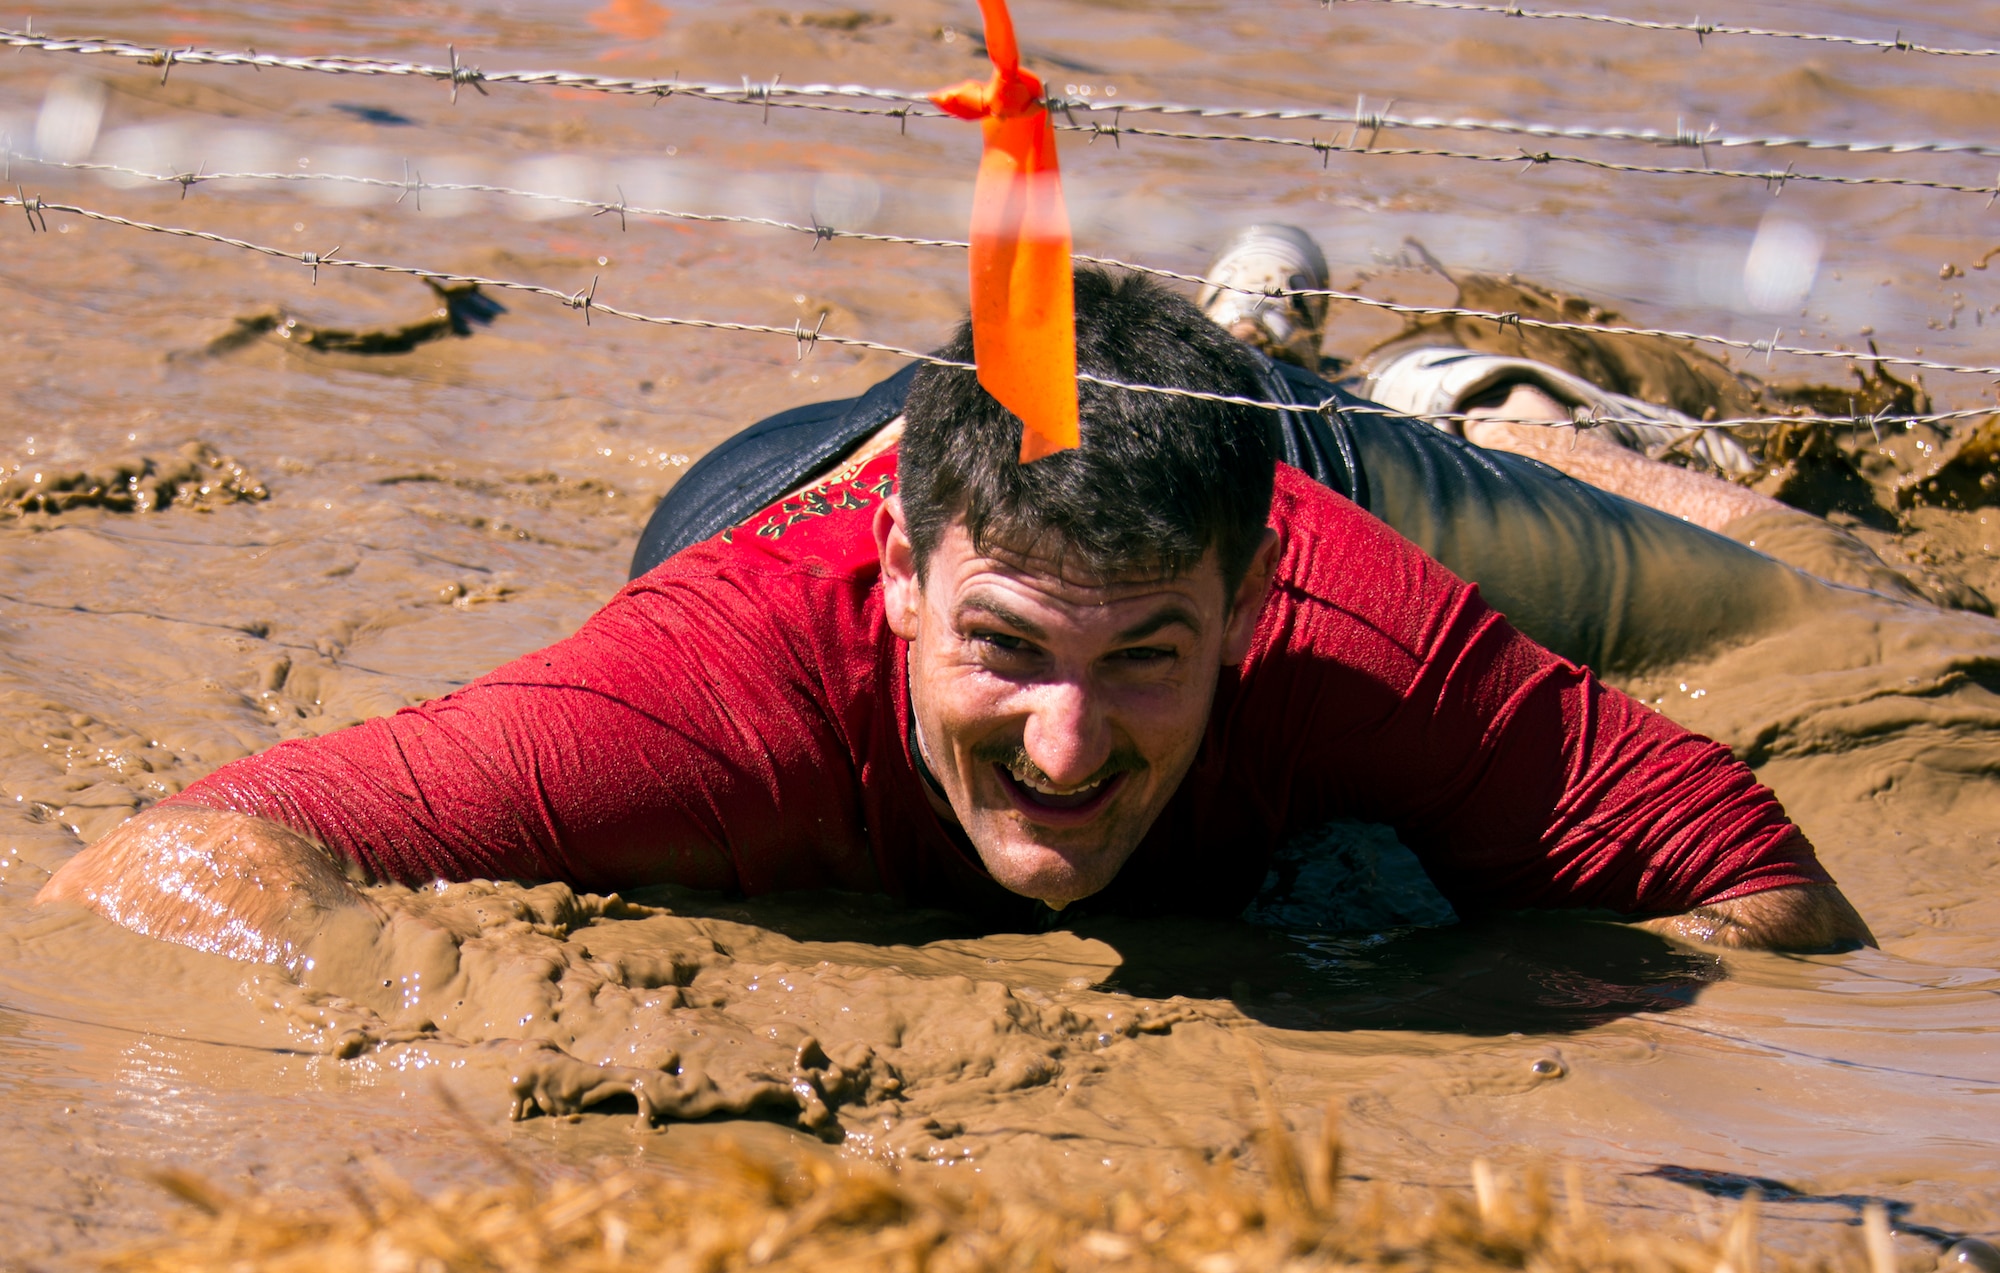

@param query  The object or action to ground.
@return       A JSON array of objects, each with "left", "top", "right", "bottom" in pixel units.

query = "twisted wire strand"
[
  {"left": 1043, "top": 101, "right": 2000, "bottom": 163},
  {"left": 0, "top": 191, "right": 963, "bottom": 358},
  {"left": 1065, "top": 250, "right": 2000, "bottom": 381},
  {"left": 1325, "top": 0, "right": 2000, "bottom": 57},
  {"left": 6, "top": 153, "right": 976, "bottom": 250},
  {"left": 1063, "top": 122, "right": 2000, "bottom": 197},
  {"left": 7, "top": 26, "right": 1998, "bottom": 172},
  {"left": 0, "top": 27, "right": 926, "bottom": 107},
  {"left": 0, "top": 189, "right": 1992, "bottom": 434},
  {"left": 8, "top": 155, "right": 1995, "bottom": 382}
]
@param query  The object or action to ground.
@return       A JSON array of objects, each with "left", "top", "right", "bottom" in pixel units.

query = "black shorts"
[{"left": 632, "top": 357, "right": 1810, "bottom": 673}]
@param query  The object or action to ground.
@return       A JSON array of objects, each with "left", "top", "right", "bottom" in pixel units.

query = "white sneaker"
[
  {"left": 1363, "top": 346, "right": 1759, "bottom": 476},
  {"left": 1196, "top": 224, "right": 1331, "bottom": 369}
]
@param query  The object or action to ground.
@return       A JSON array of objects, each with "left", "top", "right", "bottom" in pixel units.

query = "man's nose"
[{"left": 1021, "top": 679, "right": 1112, "bottom": 786}]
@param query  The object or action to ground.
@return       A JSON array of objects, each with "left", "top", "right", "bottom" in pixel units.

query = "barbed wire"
[
  {"left": 0, "top": 26, "right": 930, "bottom": 111},
  {"left": 0, "top": 187, "right": 967, "bottom": 354},
  {"left": 7, "top": 24, "right": 1998, "bottom": 178},
  {"left": 8, "top": 153, "right": 1996, "bottom": 383},
  {"left": 1045, "top": 100, "right": 2000, "bottom": 163},
  {"left": 1, "top": 151, "right": 977, "bottom": 249},
  {"left": 0, "top": 188, "right": 1992, "bottom": 436},
  {"left": 1067, "top": 250, "right": 2000, "bottom": 382},
  {"left": 1326, "top": 0, "right": 2000, "bottom": 57},
  {"left": 1070, "top": 122, "right": 2000, "bottom": 198}
]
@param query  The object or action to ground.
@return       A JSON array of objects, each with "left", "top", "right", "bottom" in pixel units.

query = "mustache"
[{"left": 970, "top": 741, "right": 1147, "bottom": 790}]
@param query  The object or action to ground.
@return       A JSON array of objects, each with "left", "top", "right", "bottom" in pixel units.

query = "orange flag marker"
[{"left": 930, "top": 0, "right": 1080, "bottom": 463}]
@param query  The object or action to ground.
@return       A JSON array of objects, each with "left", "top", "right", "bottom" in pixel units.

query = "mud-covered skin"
[
  {"left": 36, "top": 806, "right": 368, "bottom": 966},
  {"left": 1457, "top": 385, "right": 1781, "bottom": 532},
  {"left": 1454, "top": 385, "right": 1962, "bottom": 611},
  {"left": 1640, "top": 883, "right": 1875, "bottom": 952},
  {"left": 878, "top": 500, "right": 1279, "bottom": 910}
]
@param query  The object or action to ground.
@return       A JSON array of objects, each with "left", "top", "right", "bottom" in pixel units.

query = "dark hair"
[{"left": 900, "top": 268, "right": 1280, "bottom": 590}]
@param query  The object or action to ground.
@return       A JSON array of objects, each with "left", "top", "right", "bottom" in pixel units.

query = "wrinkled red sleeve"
[
  {"left": 1257, "top": 470, "right": 1831, "bottom": 915},
  {"left": 165, "top": 557, "right": 879, "bottom": 896}
]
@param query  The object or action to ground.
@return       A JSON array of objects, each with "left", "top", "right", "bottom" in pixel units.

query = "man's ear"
[
  {"left": 875, "top": 495, "right": 922, "bottom": 642},
  {"left": 1221, "top": 528, "right": 1281, "bottom": 667}
]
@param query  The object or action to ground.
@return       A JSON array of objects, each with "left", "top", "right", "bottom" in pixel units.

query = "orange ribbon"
[{"left": 930, "top": 0, "right": 1080, "bottom": 463}]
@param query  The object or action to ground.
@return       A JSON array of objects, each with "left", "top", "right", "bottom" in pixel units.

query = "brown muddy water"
[{"left": 2, "top": 0, "right": 1999, "bottom": 1266}]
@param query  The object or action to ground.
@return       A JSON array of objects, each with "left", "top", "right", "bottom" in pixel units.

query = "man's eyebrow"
[
  {"left": 955, "top": 596, "right": 1047, "bottom": 640},
  {"left": 1113, "top": 605, "right": 1202, "bottom": 643}
]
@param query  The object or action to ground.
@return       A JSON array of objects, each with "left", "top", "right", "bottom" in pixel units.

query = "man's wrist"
[{"left": 1641, "top": 883, "right": 1875, "bottom": 953}]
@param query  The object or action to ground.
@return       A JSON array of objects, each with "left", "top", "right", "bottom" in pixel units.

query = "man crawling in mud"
[{"left": 38, "top": 264, "right": 1874, "bottom": 959}]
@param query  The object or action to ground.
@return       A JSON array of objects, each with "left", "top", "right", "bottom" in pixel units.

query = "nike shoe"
[{"left": 1196, "top": 224, "right": 1331, "bottom": 370}]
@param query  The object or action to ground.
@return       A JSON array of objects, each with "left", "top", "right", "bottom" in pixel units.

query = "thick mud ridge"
[{"left": 2, "top": 0, "right": 1999, "bottom": 1266}]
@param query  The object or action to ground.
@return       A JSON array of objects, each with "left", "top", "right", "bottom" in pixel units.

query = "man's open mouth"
[{"left": 994, "top": 762, "right": 1126, "bottom": 824}]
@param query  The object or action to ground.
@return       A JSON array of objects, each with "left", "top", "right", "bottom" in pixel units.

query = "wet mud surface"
[{"left": 3, "top": 0, "right": 1999, "bottom": 1266}]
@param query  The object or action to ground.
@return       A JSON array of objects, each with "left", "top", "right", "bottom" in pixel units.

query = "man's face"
[{"left": 876, "top": 500, "right": 1277, "bottom": 909}]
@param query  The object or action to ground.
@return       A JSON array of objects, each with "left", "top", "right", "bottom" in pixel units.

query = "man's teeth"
[{"left": 1008, "top": 763, "right": 1105, "bottom": 797}]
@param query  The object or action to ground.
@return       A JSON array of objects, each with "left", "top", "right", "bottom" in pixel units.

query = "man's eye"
[
  {"left": 1112, "top": 646, "right": 1175, "bottom": 663},
  {"left": 973, "top": 631, "right": 1031, "bottom": 653}
]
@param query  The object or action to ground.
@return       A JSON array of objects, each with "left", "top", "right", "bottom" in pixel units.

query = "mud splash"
[
  {"left": 2, "top": 0, "right": 1999, "bottom": 1266},
  {"left": 263, "top": 880, "right": 1221, "bottom": 1152},
  {"left": 0, "top": 440, "right": 266, "bottom": 517}
]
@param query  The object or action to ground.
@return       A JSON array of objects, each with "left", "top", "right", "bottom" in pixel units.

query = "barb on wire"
[
  {"left": 593, "top": 185, "right": 629, "bottom": 231},
  {"left": 1326, "top": 0, "right": 2000, "bottom": 58},
  {"left": 445, "top": 43, "right": 487, "bottom": 103},
  {"left": 9, "top": 151, "right": 1998, "bottom": 382},
  {"left": 1, "top": 187, "right": 1996, "bottom": 436},
  {"left": 155, "top": 44, "right": 184, "bottom": 86},
  {"left": 7, "top": 24, "right": 1998, "bottom": 174},
  {"left": 396, "top": 159, "right": 423, "bottom": 210},
  {"left": 567, "top": 274, "right": 600, "bottom": 324},
  {"left": 740, "top": 73, "right": 786, "bottom": 124},
  {"left": 792, "top": 310, "right": 828, "bottom": 361},
  {"left": 300, "top": 243, "right": 340, "bottom": 284},
  {"left": 14, "top": 183, "right": 46, "bottom": 231}
]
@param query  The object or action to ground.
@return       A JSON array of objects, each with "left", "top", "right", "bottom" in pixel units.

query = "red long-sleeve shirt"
[{"left": 171, "top": 450, "right": 1829, "bottom": 921}]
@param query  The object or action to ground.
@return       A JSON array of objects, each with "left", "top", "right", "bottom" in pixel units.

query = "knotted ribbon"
[{"left": 930, "top": 0, "right": 1080, "bottom": 462}]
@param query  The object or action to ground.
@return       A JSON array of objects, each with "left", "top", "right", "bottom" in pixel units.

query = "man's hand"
[
  {"left": 35, "top": 805, "right": 375, "bottom": 967},
  {"left": 1641, "top": 883, "right": 1876, "bottom": 952}
]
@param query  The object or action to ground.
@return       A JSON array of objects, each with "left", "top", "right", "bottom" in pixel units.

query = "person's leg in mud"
[
  {"left": 1280, "top": 236, "right": 1949, "bottom": 610},
  {"left": 1161, "top": 226, "right": 1943, "bottom": 640},
  {"left": 1449, "top": 380, "right": 1936, "bottom": 606}
]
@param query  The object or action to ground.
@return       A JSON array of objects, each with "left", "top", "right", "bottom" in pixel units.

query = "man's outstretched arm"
[
  {"left": 34, "top": 555, "right": 854, "bottom": 959},
  {"left": 1645, "top": 882, "right": 1876, "bottom": 952}
]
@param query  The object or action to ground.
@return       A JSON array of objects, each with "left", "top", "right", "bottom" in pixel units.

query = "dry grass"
[{"left": 99, "top": 1104, "right": 1908, "bottom": 1273}]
